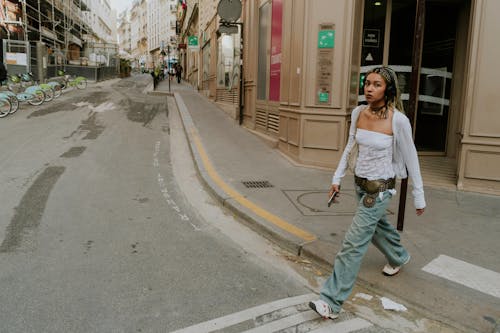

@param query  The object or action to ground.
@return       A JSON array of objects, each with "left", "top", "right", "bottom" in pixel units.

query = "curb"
[{"left": 172, "top": 92, "right": 315, "bottom": 256}]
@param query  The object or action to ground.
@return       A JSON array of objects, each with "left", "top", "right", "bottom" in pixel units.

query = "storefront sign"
[
  {"left": 363, "top": 29, "right": 380, "bottom": 48},
  {"left": 318, "top": 92, "right": 329, "bottom": 103},
  {"left": 315, "top": 24, "right": 335, "bottom": 105},
  {"left": 318, "top": 29, "right": 335, "bottom": 49}
]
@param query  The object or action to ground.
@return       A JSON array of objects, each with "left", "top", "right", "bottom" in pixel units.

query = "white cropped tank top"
[{"left": 355, "top": 128, "right": 395, "bottom": 180}]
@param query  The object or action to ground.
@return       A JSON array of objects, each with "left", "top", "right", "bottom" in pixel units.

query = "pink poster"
[{"left": 269, "top": 0, "right": 282, "bottom": 101}]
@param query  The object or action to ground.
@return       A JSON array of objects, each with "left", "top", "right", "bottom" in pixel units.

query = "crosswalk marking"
[
  {"left": 311, "top": 318, "right": 373, "bottom": 333},
  {"left": 241, "top": 311, "right": 318, "bottom": 333},
  {"left": 170, "top": 294, "right": 316, "bottom": 333},
  {"left": 422, "top": 254, "right": 500, "bottom": 299},
  {"left": 170, "top": 293, "right": 374, "bottom": 333}
]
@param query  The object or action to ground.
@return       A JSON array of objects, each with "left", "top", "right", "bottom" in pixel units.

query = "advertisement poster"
[
  {"left": 269, "top": 0, "right": 282, "bottom": 102},
  {"left": 6, "top": 51, "right": 27, "bottom": 65}
]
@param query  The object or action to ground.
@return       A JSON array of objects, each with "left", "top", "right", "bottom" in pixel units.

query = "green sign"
[
  {"left": 318, "top": 30, "right": 335, "bottom": 48},
  {"left": 318, "top": 92, "right": 329, "bottom": 103},
  {"left": 188, "top": 36, "right": 199, "bottom": 47}
]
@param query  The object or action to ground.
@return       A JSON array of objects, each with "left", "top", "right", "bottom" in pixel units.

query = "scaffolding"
[{"left": 1, "top": 0, "right": 118, "bottom": 81}]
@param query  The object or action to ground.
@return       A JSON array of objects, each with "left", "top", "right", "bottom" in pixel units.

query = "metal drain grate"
[{"left": 241, "top": 180, "right": 274, "bottom": 188}]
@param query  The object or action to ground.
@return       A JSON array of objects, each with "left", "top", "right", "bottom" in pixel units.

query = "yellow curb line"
[{"left": 190, "top": 129, "right": 317, "bottom": 243}]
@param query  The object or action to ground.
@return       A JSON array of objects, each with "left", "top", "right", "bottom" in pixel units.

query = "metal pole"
[
  {"left": 397, "top": 0, "right": 425, "bottom": 231},
  {"left": 238, "top": 23, "right": 244, "bottom": 125},
  {"left": 168, "top": 45, "right": 171, "bottom": 92}
]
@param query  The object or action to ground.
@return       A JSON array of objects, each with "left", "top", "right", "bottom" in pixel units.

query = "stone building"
[{"left": 177, "top": 0, "right": 500, "bottom": 195}]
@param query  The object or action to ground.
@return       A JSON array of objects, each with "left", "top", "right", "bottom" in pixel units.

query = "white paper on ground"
[
  {"left": 353, "top": 293, "right": 373, "bottom": 301},
  {"left": 380, "top": 297, "right": 408, "bottom": 312}
]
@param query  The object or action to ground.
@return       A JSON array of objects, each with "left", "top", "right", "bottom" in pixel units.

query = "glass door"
[
  {"left": 414, "top": 1, "right": 459, "bottom": 152},
  {"left": 360, "top": 0, "right": 464, "bottom": 153}
]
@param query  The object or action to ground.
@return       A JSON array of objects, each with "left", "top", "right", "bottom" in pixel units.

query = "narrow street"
[
  {"left": 0, "top": 75, "right": 314, "bottom": 332},
  {"left": 1, "top": 0, "right": 499, "bottom": 332},
  {"left": 0, "top": 75, "right": 495, "bottom": 333}
]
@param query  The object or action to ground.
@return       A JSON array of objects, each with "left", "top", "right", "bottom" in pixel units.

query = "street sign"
[
  {"left": 218, "top": 25, "right": 238, "bottom": 35},
  {"left": 217, "top": 0, "right": 242, "bottom": 22},
  {"left": 188, "top": 36, "right": 199, "bottom": 49}
]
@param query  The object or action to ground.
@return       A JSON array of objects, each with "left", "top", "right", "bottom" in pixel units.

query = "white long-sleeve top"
[{"left": 332, "top": 105, "right": 426, "bottom": 209}]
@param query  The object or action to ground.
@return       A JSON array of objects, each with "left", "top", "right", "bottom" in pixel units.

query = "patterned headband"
[{"left": 371, "top": 67, "right": 395, "bottom": 86}]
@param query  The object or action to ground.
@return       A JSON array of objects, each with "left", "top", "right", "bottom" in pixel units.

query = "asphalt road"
[{"left": 0, "top": 75, "right": 312, "bottom": 332}]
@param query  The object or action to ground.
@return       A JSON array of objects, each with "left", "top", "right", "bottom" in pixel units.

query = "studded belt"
[
  {"left": 354, "top": 176, "right": 396, "bottom": 208},
  {"left": 354, "top": 176, "right": 396, "bottom": 194}
]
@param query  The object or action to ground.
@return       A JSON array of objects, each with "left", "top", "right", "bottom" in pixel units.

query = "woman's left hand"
[{"left": 416, "top": 208, "right": 425, "bottom": 216}]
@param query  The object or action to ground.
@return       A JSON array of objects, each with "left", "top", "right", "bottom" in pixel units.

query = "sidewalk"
[{"left": 152, "top": 79, "right": 500, "bottom": 333}]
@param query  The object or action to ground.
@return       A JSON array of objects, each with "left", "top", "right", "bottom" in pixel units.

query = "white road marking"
[
  {"left": 170, "top": 293, "right": 374, "bottom": 333},
  {"left": 241, "top": 311, "right": 318, "bottom": 333},
  {"left": 422, "top": 254, "right": 500, "bottom": 298},
  {"left": 71, "top": 101, "right": 115, "bottom": 112},
  {"left": 169, "top": 294, "right": 316, "bottom": 333},
  {"left": 310, "top": 318, "right": 373, "bottom": 333},
  {"left": 91, "top": 101, "right": 115, "bottom": 112},
  {"left": 153, "top": 141, "right": 192, "bottom": 224},
  {"left": 73, "top": 102, "right": 90, "bottom": 108}
]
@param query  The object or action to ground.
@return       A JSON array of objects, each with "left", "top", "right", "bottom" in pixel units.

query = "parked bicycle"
[
  {"left": 0, "top": 84, "right": 20, "bottom": 115},
  {"left": 8, "top": 74, "right": 46, "bottom": 106},
  {"left": 18, "top": 72, "right": 56, "bottom": 102},
  {"left": 46, "top": 81, "right": 63, "bottom": 98},
  {"left": 50, "top": 70, "right": 87, "bottom": 90},
  {"left": 0, "top": 93, "right": 13, "bottom": 118}
]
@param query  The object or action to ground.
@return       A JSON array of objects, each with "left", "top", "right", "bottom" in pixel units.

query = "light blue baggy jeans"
[{"left": 320, "top": 186, "right": 410, "bottom": 313}]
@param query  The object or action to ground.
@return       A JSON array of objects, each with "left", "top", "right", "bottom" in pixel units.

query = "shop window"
[
  {"left": 257, "top": 2, "right": 270, "bottom": 100},
  {"left": 202, "top": 42, "right": 210, "bottom": 89},
  {"left": 217, "top": 31, "right": 240, "bottom": 90}
]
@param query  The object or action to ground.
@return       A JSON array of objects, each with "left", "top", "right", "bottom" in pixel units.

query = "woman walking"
[{"left": 309, "top": 66, "right": 426, "bottom": 319}]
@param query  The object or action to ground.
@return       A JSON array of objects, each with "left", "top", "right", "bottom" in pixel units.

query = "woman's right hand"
[{"left": 329, "top": 184, "right": 340, "bottom": 198}]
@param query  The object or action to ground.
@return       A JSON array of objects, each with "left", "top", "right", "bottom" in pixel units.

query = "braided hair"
[{"left": 365, "top": 66, "right": 405, "bottom": 114}]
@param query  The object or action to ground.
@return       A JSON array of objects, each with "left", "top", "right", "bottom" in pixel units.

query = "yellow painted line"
[{"left": 190, "top": 129, "right": 317, "bottom": 243}]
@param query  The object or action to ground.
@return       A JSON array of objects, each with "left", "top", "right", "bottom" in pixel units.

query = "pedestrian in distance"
[
  {"left": 163, "top": 66, "right": 169, "bottom": 81},
  {"left": 176, "top": 63, "right": 183, "bottom": 83},
  {"left": 169, "top": 65, "right": 176, "bottom": 81},
  {"left": 309, "top": 66, "right": 426, "bottom": 320}
]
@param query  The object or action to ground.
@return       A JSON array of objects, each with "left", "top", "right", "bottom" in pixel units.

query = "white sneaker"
[
  {"left": 309, "top": 300, "right": 338, "bottom": 319},
  {"left": 382, "top": 256, "right": 411, "bottom": 276}
]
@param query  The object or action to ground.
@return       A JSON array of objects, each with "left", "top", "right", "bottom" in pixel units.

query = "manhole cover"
[{"left": 242, "top": 180, "right": 274, "bottom": 188}]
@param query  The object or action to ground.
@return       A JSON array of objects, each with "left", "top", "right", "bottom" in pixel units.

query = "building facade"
[
  {"left": 0, "top": 0, "right": 118, "bottom": 81},
  {"left": 129, "top": 0, "right": 148, "bottom": 69},
  {"left": 147, "top": 0, "right": 178, "bottom": 68},
  {"left": 233, "top": 0, "right": 499, "bottom": 195},
  {"left": 178, "top": 0, "right": 242, "bottom": 117},
  {"left": 117, "top": 10, "right": 132, "bottom": 55},
  {"left": 82, "top": 0, "right": 117, "bottom": 44},
  {"left": 177, "top": 0, "right": 199, "bottom": 87}
]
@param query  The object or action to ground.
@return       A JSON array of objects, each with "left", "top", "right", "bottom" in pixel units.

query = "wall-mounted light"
[{"left": 374, "top": 1, "right": 382, "bottom": 5}]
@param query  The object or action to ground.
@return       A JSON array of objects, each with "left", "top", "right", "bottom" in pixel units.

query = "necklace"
[{"left": 368, "top": 104, "right": 388, "bottom": 119}]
